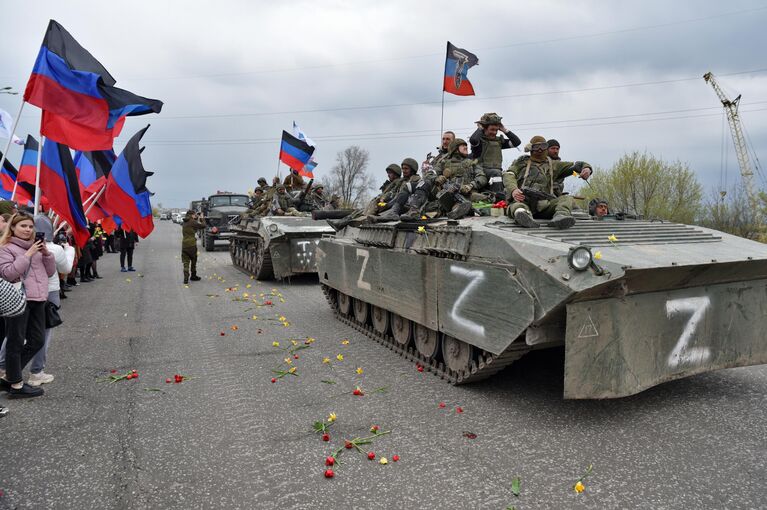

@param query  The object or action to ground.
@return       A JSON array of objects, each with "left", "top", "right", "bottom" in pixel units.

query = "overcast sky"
[{"left": 1, "top": 0, "right": 766, "bottom": 208}]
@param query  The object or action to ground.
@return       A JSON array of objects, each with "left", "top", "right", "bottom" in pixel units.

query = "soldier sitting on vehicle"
[
  {"left": 239, "top": 188, "right": 265, "bottom": 222},
  {"left": 504, "top": 135, "right": 593, "bottom": 229},
  {"left": 401, "top": 138, "right": 487, "bottom": 221},
  {"left": 309, "top": 185, "right": 339, "bottom": 211},
  {"left": 327, "top": 164, "right": 404, "bottom": 230},
  {"left": 283, "top": 169, "right": 305, "bottom": 191},
  {"left": 378, "top": 158, "right": 421, "bottom": 219},
  {"left": 469, "top": 112, "right": 521, "bottom": 200},
  {"left": 270, "top": 184, "right": 301, "bottom": 216},
  {"left": 256, "top": 177, "right": 269, "bottom": 193}
]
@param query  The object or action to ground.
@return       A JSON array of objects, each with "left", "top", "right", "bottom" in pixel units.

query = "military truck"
[
  {"left": 201, "top": 192, "right": 249, "bottom": 251},
  {"left": 317, "top": 214, "right": 767, "bottom": 399}
]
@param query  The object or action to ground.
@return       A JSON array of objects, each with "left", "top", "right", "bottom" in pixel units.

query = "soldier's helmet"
[
  {"left": 476, "top": 112, "right": 503, "bottom": 126},
  {"left": 386, "top": 164, "right": 402, "bottom": 177},
  {"left": 447, "top": 138, "right": 468, "bottom": 157},
  {"left": 588, "top": 198, "right": 609, "bottom": 216},
  {"left": 401, "top": 158, "right": 419, "bottom": 174},
  {"left": 547, "top": 139, "right": 560, "bottom": 148},
  {"left": 257, "top": 177, "right": 267, "bottom": 185}
]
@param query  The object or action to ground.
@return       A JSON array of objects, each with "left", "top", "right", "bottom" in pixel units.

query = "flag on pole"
[
  {"left": 0, "top": 109, "right": 23, "bottom": 145},
  {"left": 279, "top": 131, "right": 315, "bottom": 177},
  {"left": 292, "top": 121, "right": 317, "bottom": 178},
  {"left": 74, "top": 149, "right": 115, "bottom": 221},
  {"left": 0, "top": 150, "right": 33, "bottom": 204},
  {"left": 23, "top": 20, "right": 163, "bottom": 150},
  {"left": 39, "top": 139, "right": 90, "bottom": 247},
  {"left": 18, "top": 135, "right": 39, "bottom": 184},
  {"left": 443, "top": 42, "right": 479, "bottom": 96},
  {"left": 103, "top": 126, "right": 155, "bottom": 238}
]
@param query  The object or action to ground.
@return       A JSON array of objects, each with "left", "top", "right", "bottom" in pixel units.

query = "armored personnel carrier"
[
  {"left": 317, "top": 215, "right": 767, "bottom": 399},
  {"left": 230, "top": 215, "right": 341, "bottom": 279}
]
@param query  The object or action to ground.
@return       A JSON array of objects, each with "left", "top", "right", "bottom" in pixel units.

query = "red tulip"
[
  {"left": 370, "top": 425, "right": 380, "bottom": 433},
  {"left": 325, "top": 456, "right": 335, "bottom": 466},
  {"left": 367, "top": 452, "right": 375, "bottom": 460},
  {"left": 352, "top": 387, "right": 363, "bottom": 396},
  {"left": 265, "top": 300, "right": 273, "bottom": 305},
  {"left": 132, "top": 374, "right": 139, "bottom": 379},
  {"left": 166, "top": 378, "right": 171, "bottom": 384},
  {"left": 344, "top": 441, "right": 353, "bottom": 449},
  {"left": 322, "top": 433, "right": 330, "bottom": 442},
  {"left": 392, "top": 455, "right": 400, "bottom": 462},
  {"left": 294, "top": 355, "right": 299, "bottom": 359},
  {"left": 456, "top": 406, "right": 464, "bottom": 413},
  {"left": 417, "top": 365, "right": 424, "bottom": 372},
  {"left": 270, "top": 378, "right": 277, "bottom": 383},
  {"left": 220, "top": 332, "right": 225, "bottom": 336},
  {"left": 132, "top": 369, "right": 137, "bottom": 374},
  {"left": 324, "top": 469, "right": 334, "bottom": 478},
  {"left": 438, "top": 402, "right": 446, "bottom": 408},
  {"left": 110, "top": 369, "right": 117, "bottom": 374},
  {"left": 126, "top": 374, "right": 133, "bottom": 380}
]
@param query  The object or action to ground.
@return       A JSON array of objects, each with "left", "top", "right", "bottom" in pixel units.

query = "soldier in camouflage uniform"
[
  {"left": 181, "top": 210, "right": 205, "bottom": 284},
  {"left": 328, "top": 165, "right": 403, "bottom": 230},
  {"left": 469, "top": 113, "right": 522, "bottom": 199},
  {"left": 240, "top": 189, "right": 265, "bottom": 221},
  {"left": 308, "top": 185, "right": 339, "bottom": 211},
  {"left": 422, "top": 131, "right": 455, "bottom": 174},
  {"left": 504, "top": 135, "right": 593, "bottom": 229},
  {"left": 256, "top": 177, "right": 269, "bottom": 192},
  {"left": 546, "top": 139, "right": 566, "bottom": 195},
  {"left": 430, "top": 138, "right": 487, "bottom": 219},
  {"left": 283, "top": 169, "right": 305, "bottom": 191},
  {"left": 270, "top": 184, "right": 301, "bottom": 216},
  {"left": 379, "top": 158, "right": 420, "bottom": 219}
]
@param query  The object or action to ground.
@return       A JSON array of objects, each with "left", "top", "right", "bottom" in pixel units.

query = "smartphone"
[{"left": 34, "top": 232, "right": 46, "bottom": 243}]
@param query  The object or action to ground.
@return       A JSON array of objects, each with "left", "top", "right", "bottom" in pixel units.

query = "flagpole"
[
  {"left": 10, "top": 180, "right": 18, "bottom": 202},
  {"left": 83, "top": 185, "right": 106, "bottom": 216},
  {"left": 33, "top": 134, "right": 43, "bottom": 215},
  {"left": 440, "top": 90, "right": 445, "bottom": 136},
  {"left": 0, "top": 101, "right": 25, "bottom": 179}
]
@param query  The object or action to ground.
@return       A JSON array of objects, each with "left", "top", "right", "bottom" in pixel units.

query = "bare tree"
[
  {"left": 327, "top": 146, "right": 375, "bottom": 208},
  {"left": 700, "top": 186, "right": 767, "bottom": 241}
]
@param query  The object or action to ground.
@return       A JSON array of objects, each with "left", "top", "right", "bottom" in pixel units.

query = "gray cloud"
[{"left": 0, "top": 0, "right": 765, "bottom": 208}]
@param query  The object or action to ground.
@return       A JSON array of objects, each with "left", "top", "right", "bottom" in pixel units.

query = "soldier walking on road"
[{"left": 181, "top": 210, "right": 205, "bottom": 284}]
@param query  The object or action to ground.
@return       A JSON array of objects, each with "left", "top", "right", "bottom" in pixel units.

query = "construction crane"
[{"left": 703, "top": 71, "right": 762, "bottom": 217}]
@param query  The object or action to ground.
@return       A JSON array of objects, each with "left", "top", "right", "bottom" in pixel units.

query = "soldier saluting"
[
  {"left": 181, "top": 210, "right": 205, "bottom": 284},
  {"left": 504, "top": 135, "right": 592, "bottom": 229}
]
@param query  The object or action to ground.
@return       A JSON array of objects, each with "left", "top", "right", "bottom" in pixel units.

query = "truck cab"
[{"left": 201, "top": 192, "right": 249, "bottom": 251}]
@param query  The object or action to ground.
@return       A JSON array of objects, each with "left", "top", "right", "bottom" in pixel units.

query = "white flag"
[
  {"left": 292, "top": 121, "right": 315, "bottom": 148},
  {"left": 0, "top": 109, "right": 22, "bottom": 145}
]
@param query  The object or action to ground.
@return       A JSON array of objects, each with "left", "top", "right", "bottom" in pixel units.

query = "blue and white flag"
[{"left": 293, "top": 121, "right": 318, "bottom": 172}]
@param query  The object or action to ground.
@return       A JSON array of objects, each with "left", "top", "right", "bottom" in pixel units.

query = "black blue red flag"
[
  {"left": 0, "top": 150, "right": 33, "bottom": 205},
  {"left": 74, "top": 149, "right": 115, "bottom": 221},
  {"left": 443, "top": 42, "right": 479, "bottom": 96},
  {"left": 18, "top": 135, "right": 39, "bottom": 184},
  {"left": 104, "top": 126, "right": 154, "bottom": 238},
  {"left": 279, "top": 131, "right": 315, "bottom": 173},
  {"left": 23, "top": 20, "right": 163, "bottom": 150},
  {"left": 39, "top": 139, "right": 90, "bottom": 247}
]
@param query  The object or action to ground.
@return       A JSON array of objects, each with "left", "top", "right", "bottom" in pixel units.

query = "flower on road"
[
  {"left": 341, "top": 339, "right": 349, "bottom": 345},
  {"left": 272, "top": 341, "right": 280, "bottom": 347},
  {"left": 356, "top": 367, "right": 363, "bottom": 375},
  {"left": 328, "top": 412, "right": 337, "bottom": 423},
  {"left": 336, "top": 354, "right": 344, "bottom": 361},
  {"left": 574, "top": 481, "right": 585, "bottom": 493},
  {"left": 322, "top": 357, "right": 331, "bottom": 364}
]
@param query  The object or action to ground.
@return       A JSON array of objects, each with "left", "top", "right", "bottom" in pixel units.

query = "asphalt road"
[{"left": 1, "top": 221, "right": 765, "bottom": 509}]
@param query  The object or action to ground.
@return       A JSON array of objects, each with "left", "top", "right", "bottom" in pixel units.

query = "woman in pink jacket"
[{"left": 0, "top": 213, "right": 56, "bottom": 398}]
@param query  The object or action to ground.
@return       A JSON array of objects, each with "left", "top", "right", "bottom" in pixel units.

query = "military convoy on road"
[{"left": 316, "top": 213, "right": 767, "bottom": 399}]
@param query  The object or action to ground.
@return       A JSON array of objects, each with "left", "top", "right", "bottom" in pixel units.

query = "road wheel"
[
  {"left": 337, "top": 292, "right": 352, "bottom": 316},
  {"left": 442, "top": 335, "right": 473, "bottom": 374},
  {"left": 414, "top": 324, "right": 439, "bottom": 360},
  {"left": 352, "top": 298, "right": 369, "bottom": 324},
  {"left": 253, "top": 238, "right": 273, "bottom": 280},
  {"left": 204, "top": 233, "right": 215, "bottom": 252},
  {"left": 371, "top": 306, "right": 389, "bottom": 335},
  {"left": 391, "top": 314, "right": 412, "bottom": 347}
]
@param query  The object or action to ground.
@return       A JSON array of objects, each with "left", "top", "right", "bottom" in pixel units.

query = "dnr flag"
[
  {"left": 279, "top": 131, "right": 315, "bottom": 174},
  {"left": 443, "top": 42, "right": 479, "bottom": 96}
]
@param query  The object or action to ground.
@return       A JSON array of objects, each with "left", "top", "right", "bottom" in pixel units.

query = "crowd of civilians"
[{"left": 0, "top": 200, "right": 139, "bottom": 416}]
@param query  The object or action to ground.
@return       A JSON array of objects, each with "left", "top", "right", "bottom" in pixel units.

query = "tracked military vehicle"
[
  {"left": 230, "top": 214, "right": 343, "bottom": 279},
  {"left": 317, "top": 215, "right": 767, "bottom": 399}
]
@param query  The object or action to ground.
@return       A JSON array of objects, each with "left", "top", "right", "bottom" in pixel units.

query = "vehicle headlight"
[
  {"left": 568, "top": 246, "right": 592, "bottom": 271},
  {"left": 269, "top": 224, "right": 279, "bottom": 233}
]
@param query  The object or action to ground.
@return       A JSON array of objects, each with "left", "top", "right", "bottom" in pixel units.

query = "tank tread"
[{"left": 322, "top": 284, "right": 530, "bottom": 385}]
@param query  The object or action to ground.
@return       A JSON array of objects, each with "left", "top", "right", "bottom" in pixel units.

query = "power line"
[
  {"left": 124, "top": 106, "right": 767, "bottom": 147},
  {"left": 118, "top": 67, "right": 767, "bottom": 121},
  {"left": 118, "top": 5, "right": 767, "bottom": 81}
]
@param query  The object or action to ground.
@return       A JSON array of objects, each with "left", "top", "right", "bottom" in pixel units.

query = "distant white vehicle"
[{"left": 172, "top": 212, "right": 184, "bottom": 224}]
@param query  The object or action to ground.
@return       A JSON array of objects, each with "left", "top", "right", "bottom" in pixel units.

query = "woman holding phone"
[{"left": 0, "top": 213, "right": 56, "bottom": 398}]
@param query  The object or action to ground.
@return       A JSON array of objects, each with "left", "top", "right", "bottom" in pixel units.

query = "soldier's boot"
[
  {"left": 183, "top": 272, "right": 189, "bottom": 285},
  {"left": 549, "top": 213, "right": 575, "bottom": 229},
  {"left": 377, "top": 202, "right": 403, "bottom": 220},
  {"left": 513, "top": 208, "right": 540, "bottom": 228},
  {"left": 399, "top": 190, "right": 429, "bottom": 221},
  {"left": 447, "top": 202, "right": 473, "bottom": 220},
  {"left": 190, "top": 273, "right": 201, "bottom": 281}
]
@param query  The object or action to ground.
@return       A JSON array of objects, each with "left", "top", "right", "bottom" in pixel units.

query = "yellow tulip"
[
  {"left": 356, "top": 367, "right": 364, "bottom": 375},
  {"left": 328, "top": 412, "right": 337, "bottom": 422},
  {"left": 272, "top": 341, "right": 280, "bottom": 347},
  {"left": 341, "top": 339, "right": 350, "bottom": 345},
  {"left": 377, "top": 202, "right": 387, "bottom": 207},
  {"left": 593, "top": 251, "right": 602, "bottom": 260},
  {"left": 322, "top": 357, "right": 331, "bottom": 364},
  {"left": 379, "top": 457, "right": 388, "bottom": 465},
  {"left": 417, "top": 226, "right": 426, "bottom": 234},
  {"left": 336, "top": 354, "right": 344, "bottom": 361},
  {"left": 607, "top": 234, "right": 618, "bottom": 242},
  {"left": 574, "top": 481, "right": 585, "bottom": 493},
  {"left": 288, "top": 367, "right": 297, "bottom": 374}
]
